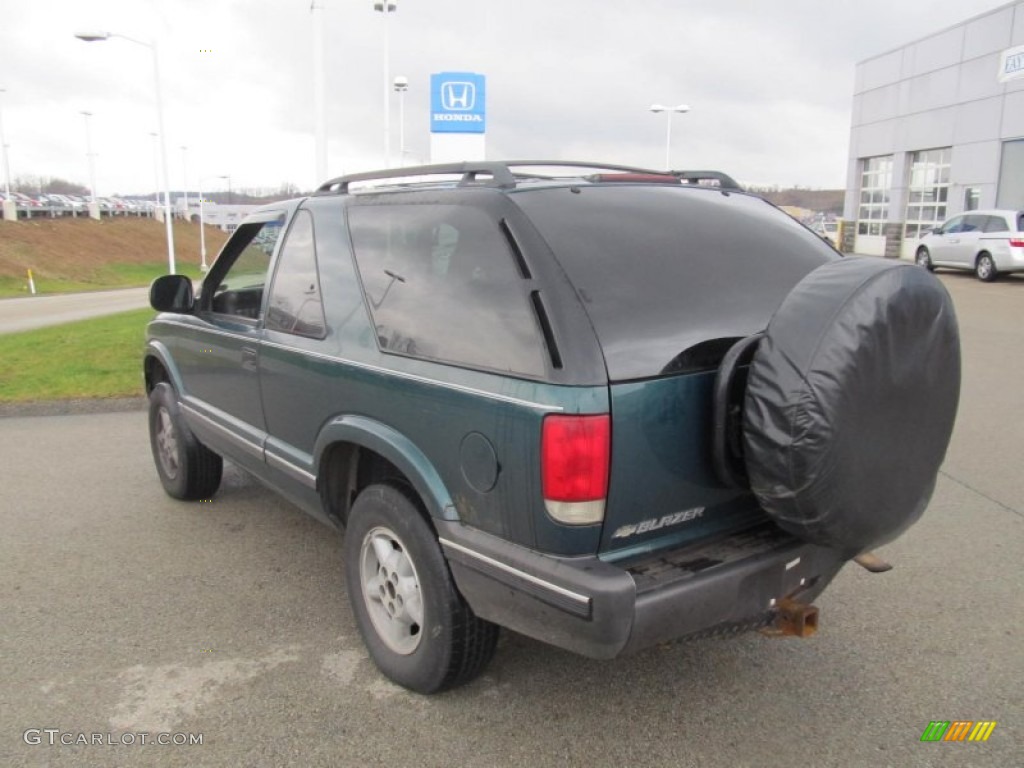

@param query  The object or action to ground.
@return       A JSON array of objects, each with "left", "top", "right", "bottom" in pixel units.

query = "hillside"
[
  {"left": 0, "top": 217, "right": 229, "bottom": 296},
  {"left": 753, "top": 188, "right": 845, "bottom": 215}
]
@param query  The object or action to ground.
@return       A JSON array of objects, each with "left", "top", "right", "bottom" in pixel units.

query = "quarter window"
[
  {"left": 266, "top": 210, "right": 326, "bottom": 338},
  {"left": 983, "top": 215, "right": 1009, "bottom": 234},
  {"left": 348, "top": 204, "right": 546, "bottom": 377}
]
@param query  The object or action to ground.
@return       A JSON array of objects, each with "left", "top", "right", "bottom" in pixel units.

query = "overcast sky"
[{"left": 0, "top": 0, "right": 1012, "bottom": 196}]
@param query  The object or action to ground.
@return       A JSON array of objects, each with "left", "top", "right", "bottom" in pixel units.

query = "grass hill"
[
  {"left": 0, "top": 217, "right": 229, "bottom": 297},
  {"left": 752, "top": 188, "right": 845, "bottom": 215}
]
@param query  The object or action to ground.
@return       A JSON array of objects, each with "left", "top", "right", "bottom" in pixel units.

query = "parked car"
[
  {"left": 144, "top": 161, "right": 960, "bottom": 694},
  {"left": 915, "top": 209, "right": 1024, "bottom": 281},
  {"left": 12, "top": 192, "right": 43, "bottom": 208},
  {"left": 816, "top": 219, "right": 840, "bottom": 246}
]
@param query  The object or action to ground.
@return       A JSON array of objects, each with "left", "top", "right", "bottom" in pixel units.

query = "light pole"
[
  {"left": 311, "top": 0, "right": 327, "bottom": 183},
  {"left": 0, "top": 88, "right": 15, "bottom": 222},
  {"left": 649, "top": 103, "right": 690, "bottom": 170},
  {"left": 148, "top": 132, "right": 160, "bottom": 210},
  {"left": 373, "top": 1, "right": 396, "bottom": 168},
  {"left": 77, "top": 31, "right": 176, "bottom": 274},
  {"left": 393, "top": 76, "right": 408, "bottom": 165},
  {"left": 80, "top": 110, "right": 100, "bottom": 219},
  {"left": 198, "top": 174, "right": 229, "bottom": 272},
  {"left": 180, "top": 145, "right": 189, "bottom": 220}
]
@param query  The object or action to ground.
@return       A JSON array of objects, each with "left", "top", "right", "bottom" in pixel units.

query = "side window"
[
  {"left": 942, "top": 215, "right": 965, "bottom": 234},
  {"left": 348, "top": 204, "right": 547, "bottom": 377},
  {"left": 982, "top": 215, "right": 1009, "bottom": 234},
  {"left": 266, "top": 210, "right": 326, "bottom": 338},
  {"left": 208, "top": 215, "right": 285, "bottom": 320},
  {"left": 962, "top": 215, "right": 987, "bottom": 233}
]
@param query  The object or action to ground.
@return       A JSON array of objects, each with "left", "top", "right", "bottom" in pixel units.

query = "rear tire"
[
  {"left": 345, "top": 483, "right": 498, "bottom": 694},
  {"left": 975, "top": 253, "right": 997, "bottom": 282},
  {"left": 148, "top": 382, "right": 223, "bottom": 500}
]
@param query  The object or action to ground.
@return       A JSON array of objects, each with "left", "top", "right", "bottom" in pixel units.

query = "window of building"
[
  {"left": 997, "top": 139, "right": 1024, "bottom": 209},
  {"left": 903, "top": 148, "right": 951, "bottom": 240},
  {"left": 857, "top": 156, "right": 893, "bottom": 236},
  {"left": 347, "top": 204, "right": 547, "bottom": 378},
  {"left": 266, "top": 210, "right": 326, "bottom": 338},
  {"left": 964, "top": 187, "right": 981, "bottom": 211}
]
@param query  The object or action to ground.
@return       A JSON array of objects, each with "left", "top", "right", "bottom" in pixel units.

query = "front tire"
[
  {"left": 345, "top": 483, "right": 498, "bottom": 694},
  {"left": 915, "top": 247, "right": 934, "bottom": 271},
  {"left": 148, "top": 382, "right": 223, "bottom": 500},
  {"left": 975, "top": 253, "right": 998, "bottom": 282}
]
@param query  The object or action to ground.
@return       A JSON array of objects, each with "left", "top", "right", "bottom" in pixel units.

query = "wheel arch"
[
  {"left": 144, "top": 340, "right": 186, "bottom": 395},
  {"left": 314, "top": 415, "right": 457, "bottom": 528}
]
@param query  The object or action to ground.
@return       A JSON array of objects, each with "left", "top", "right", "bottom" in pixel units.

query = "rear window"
[{"left": 512, "top": 185, "right": 836, "bottom": 381}]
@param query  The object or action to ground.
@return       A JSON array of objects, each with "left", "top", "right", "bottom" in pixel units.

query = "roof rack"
[{"left": 315, "top": 161, "right": 743, "bottom": 195}]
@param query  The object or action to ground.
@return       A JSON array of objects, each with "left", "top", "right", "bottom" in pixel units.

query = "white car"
[{"left": 915, "top": 209, "right": 1024, "bottom": 282}]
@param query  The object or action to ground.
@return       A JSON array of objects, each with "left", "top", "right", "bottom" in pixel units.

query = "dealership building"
[{"left": 843, "top": 0, "right": 1024, "bottom": 258}]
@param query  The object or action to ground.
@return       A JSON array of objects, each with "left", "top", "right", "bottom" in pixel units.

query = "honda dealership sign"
[
  {"left": 431, "top": 72, "right": 486, "bottom": 134},
  {"left": 999, "top": 44, "right": 1024, "bottom": 83}
]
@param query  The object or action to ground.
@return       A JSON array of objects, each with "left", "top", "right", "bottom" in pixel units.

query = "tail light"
[
  {"left": 541, "top": 414, "right": 610, "bottom": 525},
  {"left": 1009, "top": 238, "right": 1024, "bottom": 248}
]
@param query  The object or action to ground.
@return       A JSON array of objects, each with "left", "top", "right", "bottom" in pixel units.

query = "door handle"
[{"left": 242, "top": 346, "right": 258, "bottom": 372}]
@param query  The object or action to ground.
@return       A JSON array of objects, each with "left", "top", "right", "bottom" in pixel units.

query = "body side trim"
[
  {"left": 266, "top": 451, "right": 317, "bottom": 488},
  {"left": 181, "top": 402, "right": 264, "bottom": 460},
  {"left": 439, "top": 537, "right": 591, "bottom": 608}
]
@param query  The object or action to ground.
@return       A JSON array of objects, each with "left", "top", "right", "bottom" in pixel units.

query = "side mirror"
[{"left": 150, "top": 274, "right": 194, "bottom": 313}]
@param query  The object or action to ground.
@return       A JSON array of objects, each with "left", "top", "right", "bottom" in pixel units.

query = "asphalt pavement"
[
  {"left": 0, "top": 272, "right": 1021, "bottom": 767},
  {"left": 0, "top": 286, "right": 152, "bottom": 334}
]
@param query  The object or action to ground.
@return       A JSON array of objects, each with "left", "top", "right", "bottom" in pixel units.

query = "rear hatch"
[{"left": 513, "top": 184, "right": 837, "bottom": 558}]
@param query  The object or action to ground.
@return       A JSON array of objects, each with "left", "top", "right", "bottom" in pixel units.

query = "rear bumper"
[{"left": 438, "top": 521, "right": 847, "bottom": 659}]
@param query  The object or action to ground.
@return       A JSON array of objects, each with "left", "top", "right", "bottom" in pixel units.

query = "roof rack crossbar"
[{"left": 316, "top": 162, "right": 518, "bottom": 194}]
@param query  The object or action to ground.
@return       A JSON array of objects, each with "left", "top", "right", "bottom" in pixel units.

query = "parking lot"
[{"left": 1, "top": 272, "right": 1021, "bottom": 768}]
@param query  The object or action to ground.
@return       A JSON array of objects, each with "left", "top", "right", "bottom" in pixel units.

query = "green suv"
[{"left": 145, "top": 161, "right": 960, "bottom": 693}]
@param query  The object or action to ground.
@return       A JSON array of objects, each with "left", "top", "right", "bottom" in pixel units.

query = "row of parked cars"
[{"left": 0, "top": 191, "right": 157, "bottom": 216}]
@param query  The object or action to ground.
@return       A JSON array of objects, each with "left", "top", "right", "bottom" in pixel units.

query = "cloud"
[{"left": 0, "top": 0, "right": 1008, "bottom": 193}]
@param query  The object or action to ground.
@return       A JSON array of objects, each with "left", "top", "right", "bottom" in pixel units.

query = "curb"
[{"left": 0, "top": 396, "right": 147, "bottom": 419}]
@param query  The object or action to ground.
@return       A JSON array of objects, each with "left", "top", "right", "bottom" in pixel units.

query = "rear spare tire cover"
[{"left": 743, "top": 257, "right": 960, "bottom": 553}]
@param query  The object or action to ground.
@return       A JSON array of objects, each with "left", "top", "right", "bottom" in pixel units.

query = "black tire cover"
[{"left": 742, "top": 257, "right": 960, "bottom": 553}]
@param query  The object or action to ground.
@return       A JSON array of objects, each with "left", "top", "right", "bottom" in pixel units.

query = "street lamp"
[
  {"left": 311, "top": 0, "right": 327, "bottom": 183},
  {"left": 80, "top": 111, "right": 100, "bottom": 219},
  {"left": 76, "top": 31, "right": 176, "bottom": 274},
  {"left": 198, "top": 174, "right": 229, "bottom": 272},
  {"left": 649, "top": 103, "right": 690, "bottom": 170},
  {"left": 0, "top": 88, "right": 14, "bottom": 222},
  {"left": 373, "top": 1, "right": 397, "bottom": 167},
  {"left": 393, "top": 76, "right": 408, "bottom": 165},
  {"left": 148, "top": 132, "right": 160, "bottom": 209}
]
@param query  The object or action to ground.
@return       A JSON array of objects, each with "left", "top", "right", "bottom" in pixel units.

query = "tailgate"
[{"left": 600, "top": 372, "right": 765, "bottom": 559}]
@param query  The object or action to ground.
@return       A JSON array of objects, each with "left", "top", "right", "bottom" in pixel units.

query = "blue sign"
[{"left": 430, "top": 72, "right": 486, "bottom": 134}]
